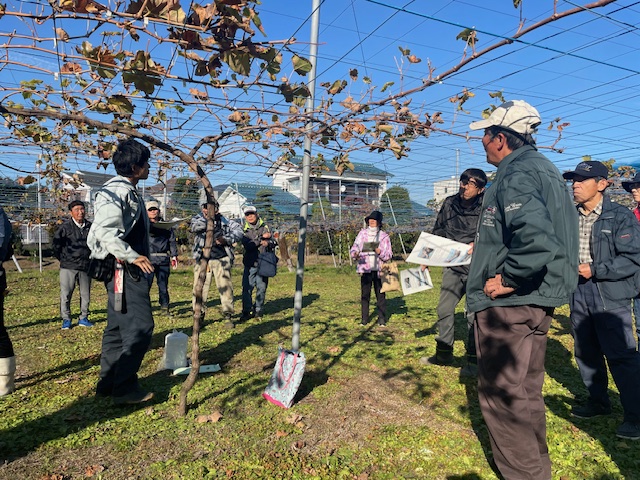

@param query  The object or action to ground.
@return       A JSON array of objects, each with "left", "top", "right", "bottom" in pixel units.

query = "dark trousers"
[
  {"left": 97, "top": 269, "right": 154, "bottom": 397},
  {"left": 476, "top": 305, "right": 553, "bottom": 480},
  {"left": 435, "top": 267, "right": 476, "bottom": 359},
  {"left": 242, "top": 265, "right": 268, "bottom": 315},
  {"left": 570, "top": 279, "right": 640, "bottom": 423},
  {"left": 0, "top": 273, "right": 13, "bottom": 358},
  {"left": 146, "top": 263, "right": 170, "bottom": 308},
  {"left": 361, "top": 272, "right": 386, "bottom": 324}
]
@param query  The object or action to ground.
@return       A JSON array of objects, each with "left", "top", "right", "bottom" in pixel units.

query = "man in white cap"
[
  {"left": 240, "top": 205, "right": 276, "bottom": 321},
  {"left": 145, "top": 199, "right": 178, "bottom": 316},
  {"left": 466, "top": 100, "right": 579, "bottom": 480}
]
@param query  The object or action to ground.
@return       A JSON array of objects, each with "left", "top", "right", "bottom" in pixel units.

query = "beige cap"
[
  {"left": 146, "top": 200, "right": 160, "bottom": 210},
  {"left": 469, "top": 100, "right": 541, "bottom": 135}
]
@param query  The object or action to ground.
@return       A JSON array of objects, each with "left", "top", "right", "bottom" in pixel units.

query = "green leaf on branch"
[
  {"left": 456, "top": 28, "right": 478, "bottom": 47},
  {"left": 223, "top": 50, "right": 251, "bottom": 77},
  {"left": 327, "top": 80, "right": 347, "bottom": 95},
  {"left": 292, "top": 55, "right": 312, "bottom": 76},
  {"left": 380, "top": 81, "right": 394, "bottom": 93}
]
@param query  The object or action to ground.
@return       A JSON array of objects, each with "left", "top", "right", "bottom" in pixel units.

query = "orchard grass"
[{"left": 0, "top": 259, "right": 636, "bottom": 479}]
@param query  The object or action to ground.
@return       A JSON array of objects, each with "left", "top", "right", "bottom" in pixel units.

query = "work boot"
[
  {"left": 422, "top": 343, "right": 454, "bottom": 366},
  {"left": 0, "top": 356, "right": 16, "bottom": 396}
]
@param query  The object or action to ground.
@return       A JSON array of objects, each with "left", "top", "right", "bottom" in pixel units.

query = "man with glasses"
[
  {"left": 145, "top": 200, "right": 178, "bottom": 316},
  {"left": 564, "top": 161, "right": 640, "bottom": 441},
  {"left": 621, "top": 173, "right": 640, "bottom": 344},
  {"left": 466, "top": 100, "right": 578, "bottom": 479},
  {"left": 422, "top": 168, "right": 487, "bottom": 376}
]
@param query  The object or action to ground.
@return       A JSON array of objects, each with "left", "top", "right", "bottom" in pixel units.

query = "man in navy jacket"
[
  {"left": 53, "top": 200, "right": 93, "bottom": 330},
  {"left": 563, "top": 160, "right": 640, "bottom": 441}
]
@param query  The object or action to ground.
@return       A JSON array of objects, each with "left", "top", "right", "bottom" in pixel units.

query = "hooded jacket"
[{"left": 466, "top": 145, "right": 579, "bottom": 313}]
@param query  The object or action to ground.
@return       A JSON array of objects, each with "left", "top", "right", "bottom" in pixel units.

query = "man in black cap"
[
  {"left": 621, "top": 172, "right": 640, "bottom": 344},
  {"left": 564, "top": 160, "right": 640, "bottom": 441},
  {"left": 53, "top": 200, "right": 93, "bottom": 330}
]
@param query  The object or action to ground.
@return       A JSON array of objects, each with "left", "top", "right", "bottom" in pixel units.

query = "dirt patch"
[{"left": 295, "top": 371, "right": 464, "bottom": 454}]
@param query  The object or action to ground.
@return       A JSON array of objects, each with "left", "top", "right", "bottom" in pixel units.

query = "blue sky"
[{"left": 1, "top": 1, "right": 639, "bottom": 205}]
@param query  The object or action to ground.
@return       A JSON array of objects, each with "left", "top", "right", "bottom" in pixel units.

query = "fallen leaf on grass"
[
  {"left": 195, "top": 411, "right": 223, "bottom": 423},
  {"left": 39, "top": 475, "right": 67, "bottom": 480},
  {"left": 286, "top": 413, "right": 302, "bottom": 424},
  {"left": 85, "top": 464, "right": 105, "bottom": 477},
  {"left": 291, "top": 440, "right": 305, "bottom": 451},
  {"left": 275, "top": 430, "right": 288, "bottom": 438}
]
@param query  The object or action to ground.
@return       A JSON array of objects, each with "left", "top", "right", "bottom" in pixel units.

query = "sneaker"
[
  {"left": 77, "top": 318, "right": 94, "bottom": 328},
  {"left": 571, "top": 402, "right": 612, "bottom": 419},
  {"left": 254, "top": 311, "right": 263, "bottom": 321},
  {"left": 113, "top": 390, "right": 154, "bottom": 406},
  {"left": 616, "top": 422, "right": 640, "bottom": 440},
  {"left": 161, "top": 306, "right": 171, "bottom": 316},
  {"left": 240, "top": 311, "right": 253, "bottom": 321},
  {"left": 61, "top": 319, "right": 72, "bottom": 330}
]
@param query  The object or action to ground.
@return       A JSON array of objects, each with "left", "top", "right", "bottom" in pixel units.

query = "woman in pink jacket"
[{"left": 350, "top": 210, "right": 393, "bottom": 326}]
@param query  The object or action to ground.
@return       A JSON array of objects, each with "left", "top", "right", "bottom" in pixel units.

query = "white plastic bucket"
[{"left": 164, "top": 330, "right": 188, "bottom": 370}]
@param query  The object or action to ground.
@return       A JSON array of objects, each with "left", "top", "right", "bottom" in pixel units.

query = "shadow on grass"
[
  {"left": 544, "top": 313, "right": 635, "bottom": 479},
  {"left": 1, "top": 297, "right": 307, "bottom": 463}
]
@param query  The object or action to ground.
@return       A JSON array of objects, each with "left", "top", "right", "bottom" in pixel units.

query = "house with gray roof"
[
  {"left": 266, "top": 155, "right": 391, "bottom": 208},
  {"left": 216, "top": 183, "right": 302, "bottom": 220}
]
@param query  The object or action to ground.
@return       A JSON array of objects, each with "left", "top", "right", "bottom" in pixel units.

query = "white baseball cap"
[
  {"left": 469, "top": 100, "right": 541, "bottom": 135},
  {"left": 243, "top": 205, "right": 257, "bottom": 215}
]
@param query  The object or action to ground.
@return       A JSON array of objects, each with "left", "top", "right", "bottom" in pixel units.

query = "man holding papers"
[{"left": 423, "top": 168, "right": 487, "bottom": 373}]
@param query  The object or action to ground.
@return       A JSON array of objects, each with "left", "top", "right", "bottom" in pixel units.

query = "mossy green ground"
[{"left": 0, "top": 260, "right": 638, "bottom": 479}]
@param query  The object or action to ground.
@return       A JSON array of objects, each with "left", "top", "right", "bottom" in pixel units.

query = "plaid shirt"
[{"left": 577, "top": 197, "right": 603, "bottom": 264}]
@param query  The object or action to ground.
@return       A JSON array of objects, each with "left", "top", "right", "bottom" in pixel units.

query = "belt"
[{"left": 150, "top": 252, "right": 169, "bottom": 257}]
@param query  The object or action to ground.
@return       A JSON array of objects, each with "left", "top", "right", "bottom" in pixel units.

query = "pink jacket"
[{"left": 350, "top": 228, "right": 393, "bottom": 275}]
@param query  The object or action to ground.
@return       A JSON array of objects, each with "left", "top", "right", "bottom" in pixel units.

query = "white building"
[
  {"left": 432, "top": 177, "right": 459, "bottom": 204},
  {"left": 266, "top": 155, "right": 390, "bottom": 208}
]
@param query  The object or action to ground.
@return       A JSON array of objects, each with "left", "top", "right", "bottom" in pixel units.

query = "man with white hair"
[{"left": 466, "top": 100, "right": 579, "bottom": 480}]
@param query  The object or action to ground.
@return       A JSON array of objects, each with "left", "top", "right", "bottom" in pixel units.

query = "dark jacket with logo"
[
  {"left": 53, "top": 218, "right": 92, "bottom": 271},
  {"left": 467, "top": 145, "right": 579, "bottom": 313},
  {"left": 149, "top": 222, "right": 178, "bottom": 266},
  {"left": 433, "top": 192, "right": 483, "bottom": 274},
  {"left": 583, "top": 195, "right": 640, "bottom": 309}
]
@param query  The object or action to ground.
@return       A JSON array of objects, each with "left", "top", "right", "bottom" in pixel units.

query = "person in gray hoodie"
[{"left": 87, "top": 138, "right": 155, "bottom": 406}]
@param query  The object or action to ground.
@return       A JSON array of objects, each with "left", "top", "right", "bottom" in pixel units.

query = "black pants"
[
  {"left": 361, "top": 272, "right": 386, "bottom": 324},
  {"left": 0, "top": 271, "right": 13, "bottom": 359},
  {"left": 97, "top": 268, "right": 154, "bottom": 397}
]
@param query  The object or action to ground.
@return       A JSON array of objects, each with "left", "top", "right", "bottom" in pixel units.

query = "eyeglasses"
[
  {"left": 147, "top": 207, "right": 159, "bottom": 211},
  {"left": 245, "top": 212, "right": 256, "bottom": 216},
  {"left": 460, "top": 179, "right": 480, "bottom": 188}
]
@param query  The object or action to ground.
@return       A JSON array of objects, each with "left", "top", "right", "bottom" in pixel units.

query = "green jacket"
[{"left": 467, "top": 145, "right": 579, "bottom": 313}]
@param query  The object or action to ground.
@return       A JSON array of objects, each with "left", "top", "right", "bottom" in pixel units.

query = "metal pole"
[
  {"left": 163, "top": 121, "right": 169, "bottom": 219},
  {"left": 292, "top": 0, "right": 320, "bottom": 352},
  {"left": 316, "top": 189, "right": 336, "bottom": 268},
  {"left": 386, "top": 192, "right": 407, "bottom": 256},
  {"left": 37, "top": 159, "right": 42, "bottom": 273}
]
